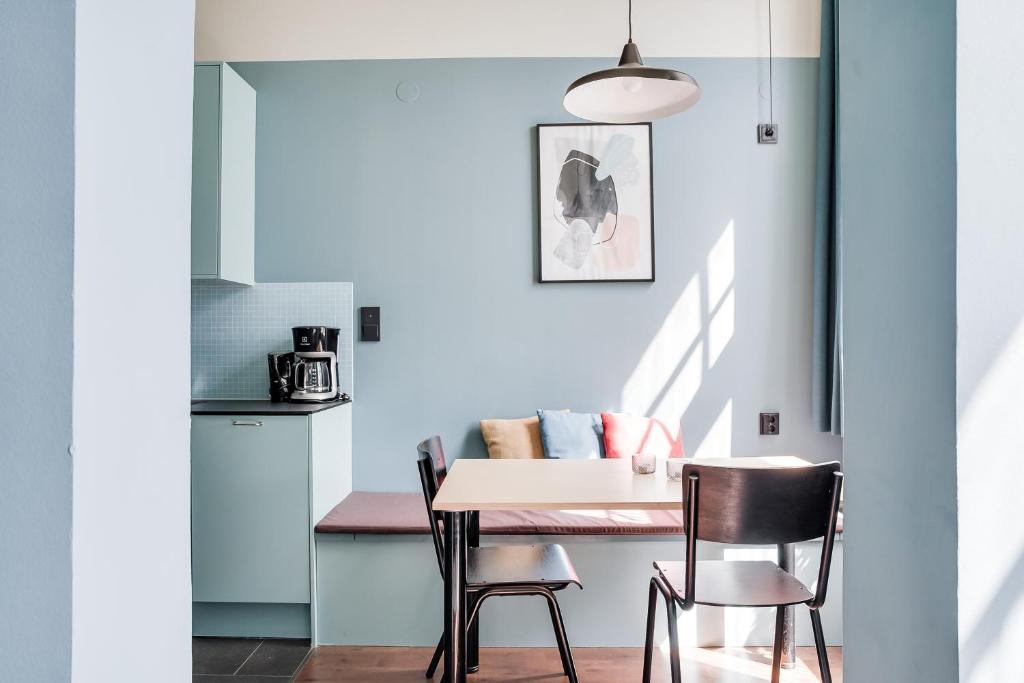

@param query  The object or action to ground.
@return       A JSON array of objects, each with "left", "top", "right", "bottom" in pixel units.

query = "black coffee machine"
[{"left": 267, "top": 326, "right": 343, "bottom": 403}]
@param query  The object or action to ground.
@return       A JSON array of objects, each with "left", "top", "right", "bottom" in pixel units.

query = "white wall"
[
  {"left": 71, "top": 1, "right": 195, "bottom": 681},
  {"left": 957, "top": 2, "right": 1024, "bottom": 680},
  {"left": 195, "top": 0, "right": 821, "bottom": 61}
]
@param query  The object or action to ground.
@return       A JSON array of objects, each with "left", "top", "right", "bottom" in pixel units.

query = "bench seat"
[
  {"left": 315, "top": 491, "right": 688, "bottom": 535},
  {"left": 315, "top": 492, "right": 844, "bottom": 536}
]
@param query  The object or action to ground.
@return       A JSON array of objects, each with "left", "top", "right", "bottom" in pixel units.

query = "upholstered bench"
[
  {"left": 316, "top": 491, "right": 842, "bottom": 537},
  {"left": 311, "top": 491, "right": 843, "bottom": 649}
]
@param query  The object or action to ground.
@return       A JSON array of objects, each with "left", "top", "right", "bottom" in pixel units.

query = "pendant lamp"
[{"left": 563, "top": 0, "right": 701, "bottom": 123}]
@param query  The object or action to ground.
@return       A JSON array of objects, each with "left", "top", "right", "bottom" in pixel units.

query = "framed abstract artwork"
[{"left": 536, "top": 123, "right": 654, "bottom": 283}]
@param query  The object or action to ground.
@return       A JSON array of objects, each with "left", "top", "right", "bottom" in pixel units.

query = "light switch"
[{"left": 360, "top": 307, "right": 380, "bottom": 342}]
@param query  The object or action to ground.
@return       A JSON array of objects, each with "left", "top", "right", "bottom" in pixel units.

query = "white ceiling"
[{"left": 195, "top": 0, "right": 822, "bottom": 62}]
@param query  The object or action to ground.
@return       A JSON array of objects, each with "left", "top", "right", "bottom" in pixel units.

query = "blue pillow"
[{"left": 536, "top": 410, "right": 606, "bottom": 459}]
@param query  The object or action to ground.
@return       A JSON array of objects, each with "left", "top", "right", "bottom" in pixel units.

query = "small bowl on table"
[
  {"left": 631, "top": 453, "right": 657, "bottom": 475},
  {"left": 665, "top": 458, "right": 688, "bottom": 482}
]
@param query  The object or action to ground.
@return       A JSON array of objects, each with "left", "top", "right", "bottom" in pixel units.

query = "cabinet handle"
[{"left": 231, "top": 420, "right": 263, "bottom": 427}]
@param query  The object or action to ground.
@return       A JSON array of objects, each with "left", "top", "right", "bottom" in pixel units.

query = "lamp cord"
[
  {"left": 768, "top": 0, "right": 774, "bottom": 124},
  {"left": 628, "top": 0, "right": 633, "bottom": 42}
]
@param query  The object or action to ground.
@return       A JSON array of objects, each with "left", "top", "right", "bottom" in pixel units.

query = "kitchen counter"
[
  {"left": 191, "top": 397, "right": 351, "bottom": 416},
  {"left": 191, "top": 393, "right": 352, "bottom": 638}
]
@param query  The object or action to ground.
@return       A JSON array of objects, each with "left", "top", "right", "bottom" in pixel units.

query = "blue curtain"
[{"left": 812, "top": 0, "right": 843, "bottom": 436}]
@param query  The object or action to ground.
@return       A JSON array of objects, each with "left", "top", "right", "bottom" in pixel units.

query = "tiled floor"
[{"left": 193, "top": 637, "right": 311, "bottom": 682}]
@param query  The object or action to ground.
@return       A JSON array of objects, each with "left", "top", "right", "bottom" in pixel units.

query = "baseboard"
[{"left": 193, "top": 602, "right": 311, "bottom": 639}]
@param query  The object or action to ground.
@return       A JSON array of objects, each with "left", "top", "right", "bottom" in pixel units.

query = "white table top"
[{"left": 432, "top": 456, "right": 813, "bottom": 512}]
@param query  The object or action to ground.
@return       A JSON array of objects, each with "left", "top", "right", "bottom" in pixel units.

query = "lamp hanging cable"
[
  {"left": 768, "top": 0, "right": 774, "bottom": 124},
  {"left": 757, "top": 0, "right": 779, "bottom": 143},
  {"left": 628, "top": 0, "right": 633, "bottom": 42}
]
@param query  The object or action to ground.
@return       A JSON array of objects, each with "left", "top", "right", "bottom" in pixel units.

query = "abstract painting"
[{"left": 537, "top": 123, "right": 654, "bottom": 282}]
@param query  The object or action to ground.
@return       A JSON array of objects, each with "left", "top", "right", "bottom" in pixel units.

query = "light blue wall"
[
  {"left": 839, "top": 1, "right": 959, "bottom": 681},
  {"left": 234, "top": 58, "right": 841, "bottom": 492},
  {"left": 0, "top": 1, "right": 74, "bottom": 680}
]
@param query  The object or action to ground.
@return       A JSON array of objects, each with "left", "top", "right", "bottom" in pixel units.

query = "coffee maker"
[
  {"left": 267, "top": 326, "right": 342, "bottom": 403},
  {"left": 289, "top": 326, "right": 340, "bottom": 402}
]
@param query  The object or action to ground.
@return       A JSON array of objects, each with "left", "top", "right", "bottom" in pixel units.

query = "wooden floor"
[{"left": 295, "top": 646, "right": 842, "bottom": 682}]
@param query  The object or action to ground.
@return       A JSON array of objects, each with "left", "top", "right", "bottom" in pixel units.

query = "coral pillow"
[
  {"left": 480, "top": 416, "right": 544, "bottom": 459},
  {"left": 537, "top": 410, "right": 606, "bottom": 459},
  {"left": 601, "top": 413, "right": 684, "bottom": 459}
]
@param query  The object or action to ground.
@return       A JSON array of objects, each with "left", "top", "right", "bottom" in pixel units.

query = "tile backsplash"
[{"left": 191, "top": 282, "right": 354, "bottom": 399}]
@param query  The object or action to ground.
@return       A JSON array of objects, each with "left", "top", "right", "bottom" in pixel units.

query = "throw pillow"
[
  {"left": 536, "top": 410, "right": 606, "bottom": 459},
  {"left": 479, "top": 416, "right": 544, "bottom": 459},
  {"left": 601, "top": 412, "right": 685, "bottom": 459}
]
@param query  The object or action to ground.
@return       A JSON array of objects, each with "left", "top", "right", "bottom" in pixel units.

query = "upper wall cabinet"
[{"left": 192, "top": 63, "right": 256, "bottom": 286}]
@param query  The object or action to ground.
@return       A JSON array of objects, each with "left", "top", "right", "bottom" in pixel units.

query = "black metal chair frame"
[
  {"left": 642, "top": 462, "right": 843, "bottom": 683},
  {"left": 417, "top": 436, "right": 580, "bottom": 683}
]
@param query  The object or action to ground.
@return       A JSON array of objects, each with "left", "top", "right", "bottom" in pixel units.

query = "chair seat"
[
  {"left": 654, "top": 560, "right": 813, "bottom": 607},
  {"left": 468, "top": 543, "right": 582, "bottom": 589}
]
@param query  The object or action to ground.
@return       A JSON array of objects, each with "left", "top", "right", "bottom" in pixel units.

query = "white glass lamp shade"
[{"left": 563, "top": 42, "right": 701, "bottom": 123}]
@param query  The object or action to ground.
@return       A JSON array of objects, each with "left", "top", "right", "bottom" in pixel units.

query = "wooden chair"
[
  {"left": 417, "top": 436, "right": 582, "bottom": 682},
  {"left": 643, "top": 461, "right": 843, "bottom": 683}
]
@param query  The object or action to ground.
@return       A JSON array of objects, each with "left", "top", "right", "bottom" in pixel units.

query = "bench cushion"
[{"left": 314, "top": 491, "right": 687, "bottom": 535}]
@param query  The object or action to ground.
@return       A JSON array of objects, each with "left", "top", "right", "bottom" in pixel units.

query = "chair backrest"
[
  {"left": 674, "top": 460, "right": 843, "bottom": 610},
  {"left": 416, "top": 435, "right": 449, "bottom": 577},
  {"left": 682, "top": 461, "right": 842, "bottom": 545}
]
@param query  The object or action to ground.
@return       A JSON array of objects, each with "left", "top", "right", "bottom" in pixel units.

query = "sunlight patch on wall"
[
  {"left": 622, "top": 273, "right": 703, "bottom": 416},
  {"left": 707, "top": 220, "right": 736, "bottom": 369},
  {"left": 707, "top": 220, "right": 735, "bottom": 305},
  {"left": 693, "top": 398, "right": 733, "bottom": 459},
  {"left": 708, "top": 290, "right": 735, "bottom": 369},
  {"left": 650, "top": 342, "right": 705, "bottom": 424},
  {"left": 621, "top": 219, "right": 736, "bottom": 427}
]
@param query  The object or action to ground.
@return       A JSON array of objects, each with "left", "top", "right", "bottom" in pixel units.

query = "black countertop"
[{"left": 191, "top": 397, "right": 351, "bottom": 416}]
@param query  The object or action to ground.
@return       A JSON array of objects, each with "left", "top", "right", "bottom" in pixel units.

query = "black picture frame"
[{"left": 535, "top": 122, "right": 655, "bottom": 283}]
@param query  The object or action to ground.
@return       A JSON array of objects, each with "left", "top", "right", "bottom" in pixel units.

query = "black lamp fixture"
[{"left": 563, "top": 0, "right": 702, "bottom": 123}]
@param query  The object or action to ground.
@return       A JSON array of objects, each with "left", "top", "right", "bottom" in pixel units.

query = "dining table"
[{"left": 432, "top": 455, "right": 814, "bottom": 682}]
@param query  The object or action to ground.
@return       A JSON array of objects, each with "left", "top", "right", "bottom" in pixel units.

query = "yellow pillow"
[{"left": 480, "top": 416, "right": 544, "bottom": 459}]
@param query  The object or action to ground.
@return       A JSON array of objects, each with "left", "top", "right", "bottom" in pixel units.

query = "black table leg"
[
  {"left": 467, "top": 511, "right": 480, "bottom": 673},
  {"left": 443, "top": 511, "right": 468, "bottom": 683},
  {"left": 778, "top": 543, "right": 797, "bottom": 669}
]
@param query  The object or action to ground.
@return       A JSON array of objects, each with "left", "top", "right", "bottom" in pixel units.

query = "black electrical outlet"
[
  {"left": 360, "top": 306, "right": 380, "bottom": 342},
  {"left": 759, "top": 412, "right": 780, "bottom": 436},
  {"left": 758, "top": 123, "right": 780, "bottom": 144}
]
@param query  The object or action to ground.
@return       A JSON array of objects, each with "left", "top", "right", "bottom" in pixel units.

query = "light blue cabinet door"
[
  {"left": 191, "top": 415, "right": 310, "bottom": 604},
  {"left": 191, "top": 63, "right": 255, "bottom": 285},
  {"left": 218, "top": 65, "right": 256, "bottom": 285},
  {"left": 191, "top": 64, "right": 220, "bottom": 278}
]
